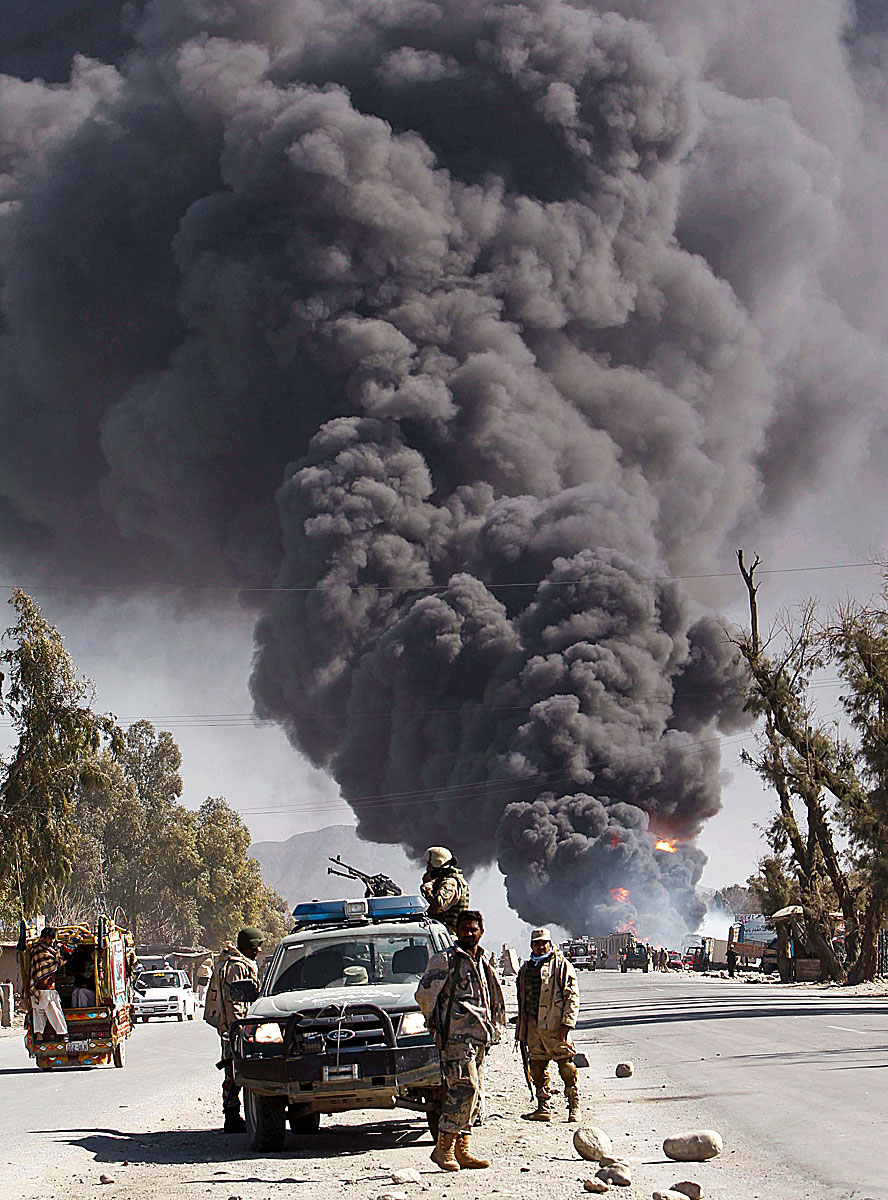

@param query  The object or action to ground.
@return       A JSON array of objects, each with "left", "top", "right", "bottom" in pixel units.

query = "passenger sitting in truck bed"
[{"left": 68, "top": 946, "right": 97, "bottom": 1007}]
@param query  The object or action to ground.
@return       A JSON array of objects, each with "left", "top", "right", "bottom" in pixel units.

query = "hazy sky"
[{"left": 3, "top": 0, "right": 888, "bottom": 931}]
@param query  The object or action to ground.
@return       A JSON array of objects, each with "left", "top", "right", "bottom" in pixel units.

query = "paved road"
[
  {"left": 576, "top": 971, "right": 888, "bottom": 1200},
  {"left": 0, "top": 1016, "right": 220, "bottom": 1193}
]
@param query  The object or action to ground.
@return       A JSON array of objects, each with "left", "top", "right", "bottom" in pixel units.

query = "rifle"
[
  {"left": 518, "top": 1037, "right": 535, "bottom": 1101},
  {"left": 327, "top": 855, "right": 402, "bottom": 898}
]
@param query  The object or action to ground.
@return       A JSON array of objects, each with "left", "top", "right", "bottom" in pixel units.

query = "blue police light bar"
[{"left": 292, "top": 895, "right": 427, "bottom": 923}]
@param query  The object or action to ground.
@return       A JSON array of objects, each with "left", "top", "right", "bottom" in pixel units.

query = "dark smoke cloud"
[{"left": 2, "top": 1, "right": 888, "bottom": 937}]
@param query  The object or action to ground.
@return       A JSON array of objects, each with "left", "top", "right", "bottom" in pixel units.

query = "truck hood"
[{"left": 249, "top": 981, "right": 420, "bottom": 1018}]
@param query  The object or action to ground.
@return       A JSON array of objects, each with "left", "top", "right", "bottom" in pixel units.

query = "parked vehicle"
[
  {"left": 561, "top": 939, "right": 597, "bottom": 971},
  {"left": 620, "top": 941, "right": 650, "bottom": 972},
  {"left": 666, "top": 950, "right": 684, "bottom": 970},
  {"left": 134, "top": 968, "right": 197, "bottom": 1021},
  {"left": 20, "top": 916, "right": 135, "bottom": 1070},
  {"left": 231, "top": 895, "right": 448, "bottom": 1152}
]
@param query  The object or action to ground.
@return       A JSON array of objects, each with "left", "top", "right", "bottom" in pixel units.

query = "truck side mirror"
[{"left": 228, "top": 979, "right": 259, "bottom": 1004}]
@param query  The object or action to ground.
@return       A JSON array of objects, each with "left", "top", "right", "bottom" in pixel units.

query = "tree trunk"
[
  {"left": 846, "top": 896, "right": 883, "bottom": 984},
  {"left": 801, "top": 911, "right": 845, "bottom": 982}
]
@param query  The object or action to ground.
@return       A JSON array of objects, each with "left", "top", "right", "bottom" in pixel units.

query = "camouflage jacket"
[
  {"left": 420, "top": 866, "right": 470, "bottom": 928},
  {"left": 515, "top": 948, "right": 579, "bottom": 1043},
  {"left": 415, "top": 944, "right": 505, "bottom": 1050},
  {"left": 218, "top": 946, "right": 259, "bottom": 1031}
]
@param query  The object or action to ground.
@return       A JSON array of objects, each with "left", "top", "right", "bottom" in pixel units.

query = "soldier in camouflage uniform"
[
  {"left": 218, "top": 927, "right": 263, "bottom": 1132},
  {"left": 516, "top": 927, "right": 580, "bottom": 1123},
  {"left": 415, "top": 909, "right": 505, "bottom": 1172},
  {"left": 420, "top": 846, "right": 470, "bottom": 932}
]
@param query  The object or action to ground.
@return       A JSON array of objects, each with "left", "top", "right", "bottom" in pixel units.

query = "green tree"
[
  {"left": 733, "top": 552, "right": 888, "bottom": 983},
  {"left": 115, "top": 721, "right": 203, "bottom": 942},
  {"left": 715, "top": 883, "right": 761, "bottom": 918},
  {"left": 195, "top": 796, "right": 290, "bottom": 948},
  {"left": 0, "top": 590, "right": 117, "bottom": 918},
  {"left": 747, "top": 855, "right": 801, "bottom": 918}
]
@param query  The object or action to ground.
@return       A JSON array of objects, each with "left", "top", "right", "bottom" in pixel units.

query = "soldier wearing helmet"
[{"left": 420, "top": 846, "right": 470, "bottom": 932}]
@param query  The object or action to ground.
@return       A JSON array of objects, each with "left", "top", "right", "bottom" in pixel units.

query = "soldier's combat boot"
[
  {"left": 521, "top": 1101, "right": 552, "bottom": 1122},
  {"left": 454, "top": 1133, "right": 490, "bottom": 1169},
  {"left": 430, "top": 1132, "right": 460, "bottom": 1171},
  {"left": 567, "top": 1087, "right": 581, "bottom": 1123},
  {"left": 223, "top": 1111, "right": 246, "bottom": 1133}
]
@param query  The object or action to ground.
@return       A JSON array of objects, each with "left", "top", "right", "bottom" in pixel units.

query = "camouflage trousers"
[
  {"left": 439, "top": 1041, "right": 487, "bottom": 1135},
  {"left": 221, "top": 1038, "right": 242, "bottom": 1115},
  {"left": 525, "top": 1021, "right": 578, "bottom": 1106}
]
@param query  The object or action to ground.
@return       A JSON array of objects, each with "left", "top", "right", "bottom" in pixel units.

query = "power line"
[
  {"left": 0, "top": 559, "right": 880, "bottom": 597},
  {"left": 0, "top": 678, "right": 847, "bottom": 731},
  {"left": 234, "top": 731, "right": 757, "bottom": 818}
]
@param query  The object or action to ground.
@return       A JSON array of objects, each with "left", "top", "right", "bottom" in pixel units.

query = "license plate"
[
  {"left": 67, "top": 1040, "right": 89, "bottom": 1052},
  {"left": 322, "top": 1064, "right": 359, "bottom": 1082}
]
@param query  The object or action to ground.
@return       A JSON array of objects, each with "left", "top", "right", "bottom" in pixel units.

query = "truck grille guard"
[{"left": 231, "top": 1002, "right": 398, "bottom": 1061}]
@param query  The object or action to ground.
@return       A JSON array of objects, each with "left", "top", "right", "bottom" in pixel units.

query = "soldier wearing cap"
[
  {"left": 420, "top": 846, "right": 470, "bottom": 932},
  {"left": 415, "top": 909, "right": 505, "bottom": 1172},
  {"left": 218, "top": 926, "right": 264, "bottom": 1132},
  {"left": 515, "top": 927, "right": 581, "bottom": 1123}
]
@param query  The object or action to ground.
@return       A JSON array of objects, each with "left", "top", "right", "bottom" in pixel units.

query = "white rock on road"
[
  {"left": 391, "top": 1169, "right": 421, "bottom": 1185},
  {"left": 573, "top": 1127, "right": 614, "bottom": 1162},
  {"left": 671, "top": 1183, "right": 702, "bottom": 1199},
  {"left": 663, "top": 1131, "right": 722, "bottom": 1162},
  {"left": 596, "top": 1164, "right": 631, "bottom": 1187}
]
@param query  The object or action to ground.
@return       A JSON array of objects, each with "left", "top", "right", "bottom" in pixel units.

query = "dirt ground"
[{"left": 9, "top": 999, "right": 818, "bottom": 1200}]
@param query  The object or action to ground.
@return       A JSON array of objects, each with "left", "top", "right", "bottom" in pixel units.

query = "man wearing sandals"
[{"left": 415, "top": 909, "right": 505, "bottom": 1172}]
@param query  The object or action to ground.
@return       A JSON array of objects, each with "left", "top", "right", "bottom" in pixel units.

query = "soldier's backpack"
[{"left": 202, "top": 956, "right": 225, "bottom": 1030}]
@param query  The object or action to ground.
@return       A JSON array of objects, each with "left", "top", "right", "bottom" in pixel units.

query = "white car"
[{"left": 134, "top": 968, "right": 197, "bottom": 1022}]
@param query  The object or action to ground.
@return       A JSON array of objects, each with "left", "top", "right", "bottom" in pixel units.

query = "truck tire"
[
  {"left": 113, "top": 1040, "right": 126, "bottom": 1068},
  {"left": 288, "top": 1108, "right": 320, "bottom": 1135},
  {"left": 246, "top": 1089, "right": 286, "bottom": 1152}
]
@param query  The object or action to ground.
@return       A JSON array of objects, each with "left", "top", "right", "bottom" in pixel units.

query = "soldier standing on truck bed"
[
  {"left": 415, "top": 909, "right": 505, "bottom": 1173},
  {"left": 420, "top": 846, "right": 470, "bottom": 932},
  {"left": 204, "top": 927, "right": 263, "bottom": 1132}
]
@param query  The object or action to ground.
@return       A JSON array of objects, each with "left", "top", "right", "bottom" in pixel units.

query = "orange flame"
[
  {"left": 655, "top": 839, "right": 677, "bottom": 853},
  {"left": 610, "top": 887, "right": 630, "bottom": 903}
]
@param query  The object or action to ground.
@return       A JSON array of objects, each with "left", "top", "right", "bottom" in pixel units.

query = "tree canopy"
[
  {"left": 0, "top": 589, "right": 117, "bottom": 916},
  {"left": 733, "top": 553, "right": 888, "bottom": 983},
  {"left": 0, "top": 592, "right": 289, "bottom": 949}
]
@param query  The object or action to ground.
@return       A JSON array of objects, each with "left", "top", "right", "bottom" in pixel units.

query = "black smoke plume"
[{"left": 2, "top": 1, "right": 888, "bottom": 939}]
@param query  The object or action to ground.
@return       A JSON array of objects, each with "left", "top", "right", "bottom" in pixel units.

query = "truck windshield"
[{"left": 269, "top": 934, "right": 432, "bottom": 995}]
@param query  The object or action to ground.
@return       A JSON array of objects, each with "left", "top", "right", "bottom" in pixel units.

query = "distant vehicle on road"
[
  {"left": 134, "top": 969, "right": 197, "bottom": 1022},
  {"left": 620, "top": 942, "right": 650, "bottom": 972},
  {"left": 667, "top": 950, "right": 685, "bottom": 970},
  {"left": 681, "top": 952, "right": 695, "bottom": 969},
  {"left": 561, "top": 939, "right": 597, "bottom": 971}
]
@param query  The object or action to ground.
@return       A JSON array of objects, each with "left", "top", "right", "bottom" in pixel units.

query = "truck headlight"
[
  {"left": 253, "top": 1023, "right": 284, "bottom": 1044},
  {"left": 398, "top": 1011, "right": 427, "bottom": 1038}
]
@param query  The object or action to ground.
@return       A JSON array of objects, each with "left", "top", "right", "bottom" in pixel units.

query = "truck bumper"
[{"left": 234, "top": 1042, "right": 441, "bottom": 1100}]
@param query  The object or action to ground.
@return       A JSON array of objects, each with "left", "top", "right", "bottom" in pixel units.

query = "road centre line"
[{"left": 826, "top": 1025, "right": 869, "bottom": 1034}]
